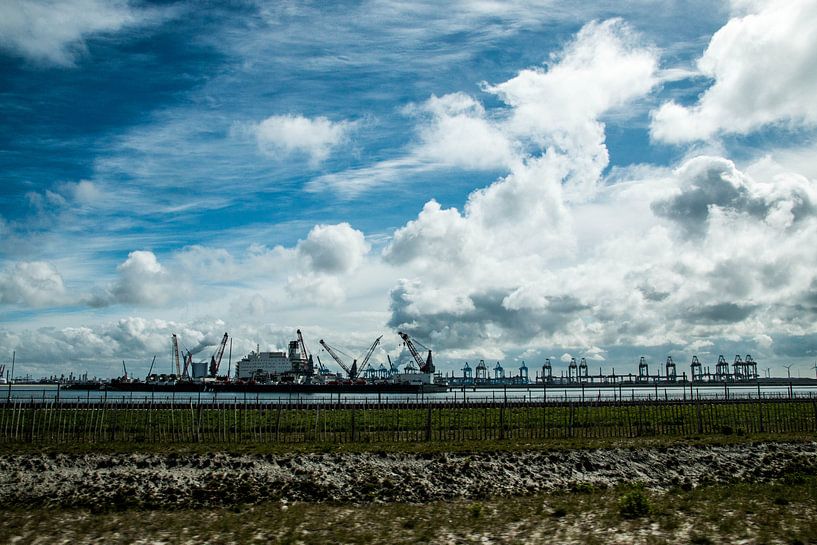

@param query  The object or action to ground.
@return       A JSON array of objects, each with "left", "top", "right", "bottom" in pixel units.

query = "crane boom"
[
  {"left": 172, "top": 334, "right": 181, "bottom": 376},
  {"left": 209, "top": 332, "right": 229, "bottom": 377},
  {"left": 356, "top": 335, "right": 383, "bottom": 377},
  {"left": 398, "top": 331, "right": 425, "bottom": 368},
  {"left": 398, "top": 331, "right": 434, "bottom": 374},
  {"left": 181, "top": 350, "right": 192, "bottom": 380},
  {"left": 319, "top": 339, "right": 352, "bottom": 376},
  {"left": 315, "top": 355, "right": 328, "bottom": 374},
  {"left": 296, "top": 329, "right": 314, "bottom": 375},
  {"left": 296, "top": 329, "right": 310, "bottom": 362}
]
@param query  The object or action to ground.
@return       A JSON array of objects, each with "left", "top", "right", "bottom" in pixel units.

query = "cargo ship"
[{"left": 104, "top": 330, "right": 447, "bottom": 394}]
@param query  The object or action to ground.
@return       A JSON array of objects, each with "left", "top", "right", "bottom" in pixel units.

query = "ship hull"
[
  {"left": 105, "top": 382, "right": 205, "bottom": 392},
  {"left": 208, "top": 382, "right": 448, "bottom": 394},
  {"left": 103, "top": 381, "right": 447, "bottom": 394}
]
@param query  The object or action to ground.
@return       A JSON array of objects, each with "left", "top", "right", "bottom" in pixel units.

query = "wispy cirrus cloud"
[
  {"left": 0, "top": 0, "right": 176, "bottom": 66},
  {"left": 308, "top": 19, "right": 657, "bottom": 199}
]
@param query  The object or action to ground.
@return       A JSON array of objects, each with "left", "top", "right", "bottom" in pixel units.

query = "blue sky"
[{"left": 2, "top": 0, "right": 817, "bottom": 379}]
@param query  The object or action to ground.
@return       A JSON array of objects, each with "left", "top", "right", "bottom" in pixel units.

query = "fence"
[{"left": 2, "top": 397, "right": 816, "bottom": 445}]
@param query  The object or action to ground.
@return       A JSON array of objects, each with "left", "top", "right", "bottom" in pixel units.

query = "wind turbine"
[
  {"left": 763, "top": 367, "right": 771, "bottom": 379},
  {"left": 811, "top": 361, "right": 817, "bottom": 380},
  {"left": 783, "top": 363, "right": 793, "bottom": 379}
]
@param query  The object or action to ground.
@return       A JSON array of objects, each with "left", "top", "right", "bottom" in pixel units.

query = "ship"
[{"left": 104, "top": 330, "right": 447, "bottom": 394}]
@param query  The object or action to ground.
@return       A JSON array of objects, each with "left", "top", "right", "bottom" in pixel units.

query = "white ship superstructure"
[
  {"left": 235, "top": 333, "right": 312, "bottom": 381},
  {"left": 235, "top": 350, "right": 293, "bottom": 380}
]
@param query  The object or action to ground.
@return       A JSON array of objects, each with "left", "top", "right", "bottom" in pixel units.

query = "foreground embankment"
[{"left": 1, "top": 441, "right": 815, "bottom": 509}]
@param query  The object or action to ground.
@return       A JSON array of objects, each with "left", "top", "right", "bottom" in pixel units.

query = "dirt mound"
[{"left": 1, "top": 442, "right": 815, "bottom": 509}]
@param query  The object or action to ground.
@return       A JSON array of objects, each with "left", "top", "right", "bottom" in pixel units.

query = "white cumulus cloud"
[
  {"left": 380, "top": 22, "right": 817, "bottom": 363},
  {"left": 252, "top": 114, "right": 354, "bottom": 166},
  {"left": 296, "top": 223, "right": 370, "bottom": 275},
  {"left": 0, "top": 261, "right": 68, "bottom": 307},
  {"left": 410, "top": 92, "right": 518, "bottom": 170},
  {"left": 89, "top": 250, "right": 183, "bottom": 307},
  {"left": 650, "top": 0, "right": 817, "bottom": 143}
]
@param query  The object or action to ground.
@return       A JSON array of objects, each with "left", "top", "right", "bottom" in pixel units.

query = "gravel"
[{"left": 2, "top": 442, "right": 815, "bottom": 509}]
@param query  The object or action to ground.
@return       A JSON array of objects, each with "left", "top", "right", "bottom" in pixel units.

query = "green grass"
[
  {"left": 1, "top": 399, "right": 815, "bottom": 449},
  {"left": 3, "top": 476, "right": 817, "bottom": 544},
  {"left": 1, "top": 430, "right": 816, "bottom": 457}
]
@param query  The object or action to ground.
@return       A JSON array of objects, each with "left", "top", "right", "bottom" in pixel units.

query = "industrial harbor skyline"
[{"left": 2, "top": 1, "right": 817, "bottom": 380}]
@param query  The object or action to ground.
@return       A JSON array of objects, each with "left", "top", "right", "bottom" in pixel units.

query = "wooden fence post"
[
  {"left": 499, "top": 404, "right": 505, "bottom": 440},
  {"left": 425, "top": 404, "right": 432, "bottom": 441}
]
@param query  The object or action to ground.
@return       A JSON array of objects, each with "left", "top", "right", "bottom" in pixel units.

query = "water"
[{"left": 3, "top": 383, "right": 817, "bottom": 405}]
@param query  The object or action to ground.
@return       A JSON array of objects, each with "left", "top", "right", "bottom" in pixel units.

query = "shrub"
[
  {"left": 782, "top": 472, "right": 806, "bottom": 485},
  {"left": 571, "top": 482, "right": 594, "bottom": 494},
  {"left": 619, "top": 489, "right": 650, "bottom": 519},
  {"left": 550, "top": 506, "right": 567, "bottom": 518},
  {"left": 469, "top": 502, "right": 483, "bottom": 518}
]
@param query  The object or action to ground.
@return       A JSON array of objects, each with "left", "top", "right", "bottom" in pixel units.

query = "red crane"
[
  {"left": 209, "top": 332, "right": 229, "bottom": 377},
  {"left": 397, "top": 331, "right": 434, "bottom": 374},
  {"left": 171, "top": 334, "right": 181, "bottom": 377}
]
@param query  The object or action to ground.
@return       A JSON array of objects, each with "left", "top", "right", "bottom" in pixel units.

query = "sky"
[{"left": 2, "top": 0, "right": 817, "bottom": 380}]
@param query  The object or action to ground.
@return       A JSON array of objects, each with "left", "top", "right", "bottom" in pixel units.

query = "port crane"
[
  {"left": 209, "top": 332, "right": 229, "bottom": 377},
  {"left": 319, "top": 339, "right": 357, "bottom": 379},
  {"left": 319, "top": 335, "right": 383, "bottom": 380},
  {"left": 296, "top": 329, "right": 314, "bottom": 375},
  {"left": 171, "top": 334, "right": 182, "bottom": 376},
  {"left": 314, "top": 355, "right": 333, "bottom": 377},
  {"left": 356, "top": 335, "right": 383, "bottom": 378},
  {"left": 181, "top": 350, "right": 192, "bottom": 380},
  {"left": 397, "top": 331, "right": 434, "bottom": 374}
]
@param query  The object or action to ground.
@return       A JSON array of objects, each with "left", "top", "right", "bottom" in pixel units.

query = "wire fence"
[{"left": 2, "top": 396, "right": 816, "bottom": 445}]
